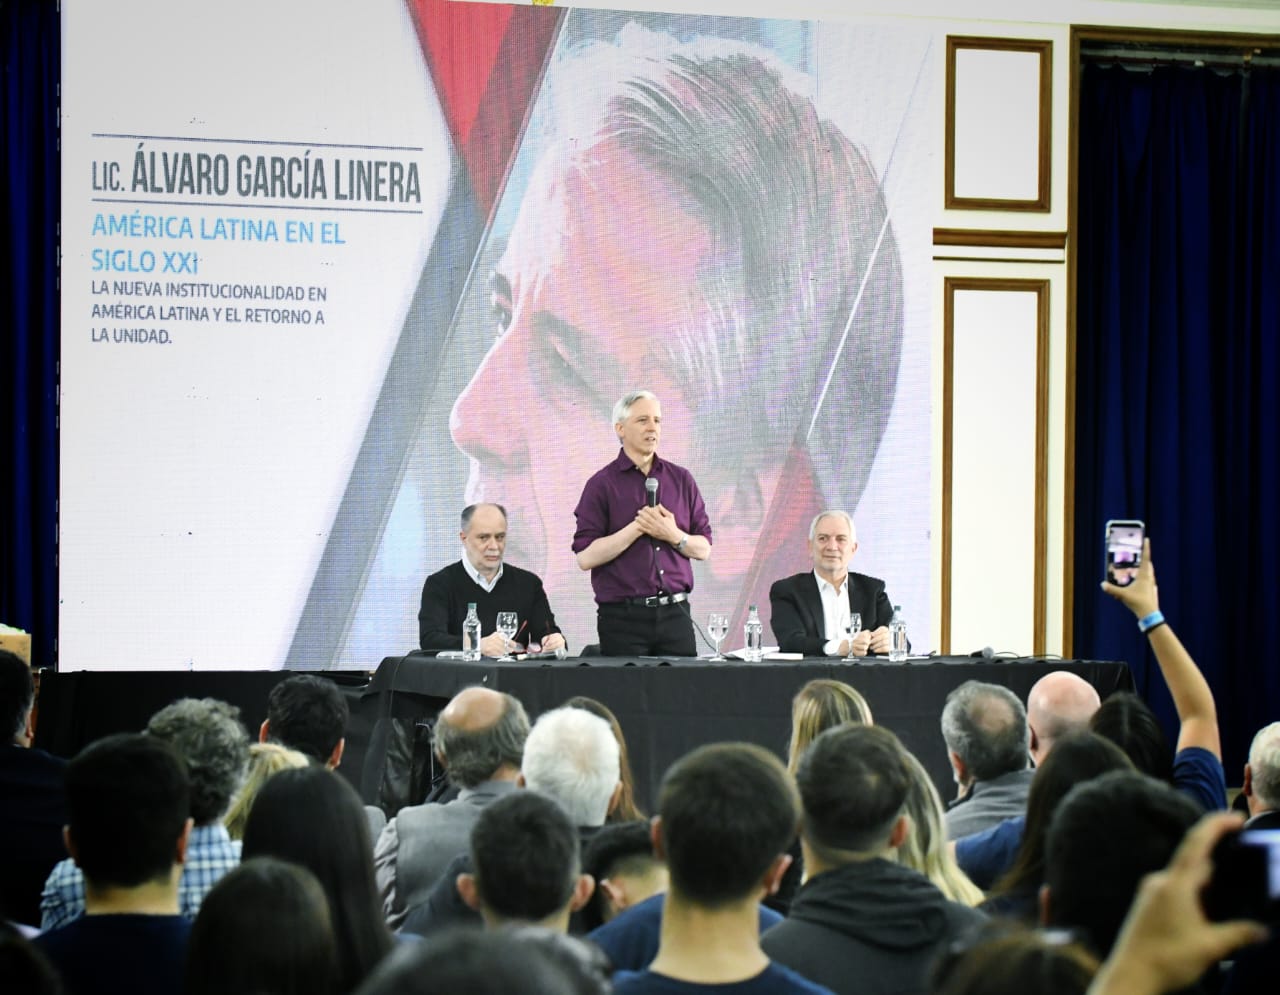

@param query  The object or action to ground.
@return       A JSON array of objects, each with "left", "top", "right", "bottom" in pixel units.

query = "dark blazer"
[
  {"left": 0, "top": 744, "right": 68, "bottom": 926},
  {"left": 1245, "top": 809, "right": 1280, "bottom": 830},
  {"left": 769, "top": 571, "right": 894, "bottom": 657}
]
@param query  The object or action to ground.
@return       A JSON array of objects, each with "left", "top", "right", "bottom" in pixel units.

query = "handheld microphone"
[{"left": 646, "top": 477, "right": 659, "bottom": 508}]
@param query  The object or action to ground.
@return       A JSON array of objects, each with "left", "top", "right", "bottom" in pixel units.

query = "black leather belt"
[{"left": 621, "top": 592, "right": 689, "bottom": 607}]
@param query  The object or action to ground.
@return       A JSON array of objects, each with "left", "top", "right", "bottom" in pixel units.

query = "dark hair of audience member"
[
  {"left": 786, "top": 679, "right": 873, "bottom": 775},
  {"left": 470, "top": 791, "right": 580, "bottom": 922},
  {"left": 0, "top": 649, "right": 34, "bottom": 740},
  {"left": 564, "top": 695, "right": 645, "bottom": 820},
  {"left": 1089, "top": 692, "right": 1174, "bottom": 784},
  {"left": 505, "top": 926, "right": 613, "bottom": 995},
  {"left": 987, "top": 732, "right": 1132, "bottom": 915},
  {"left": 352, "top": 928, "right": 591, "bottom": 995},
  {"left": 241, "top": 766, "right": 393, "bottom": 992},
  {"left": 1044, "top": 770, "right": 1200, "bottom": 957},
  {"left": 185, "top": 857, "right": 338, "bottom": 995},
  {"left": 658, "top": 742, "right": 799, "bottom": 907},
  {"left": 796, "top": 723, "right": 910, "bottom": 859},
  {"left": 0, "top": 923, "right": 63, "bottom": 995},
  {"left": 265, "top": 675, "right": 350, "bottom": 764},
  {"left": 770, "top": 680, "right": 874, "bottom": 913},
  {"left": 930, "top": 923, "right": 1098, "bottom": 995},
  {"left": 145, "top": 697, "right": 250, "bottom": 825},
  {"left": 580, "top": 819, "right": 656, "bottom": 931},
  {"left": 65, "top": 733, "right": 190, "bottom": 887}
]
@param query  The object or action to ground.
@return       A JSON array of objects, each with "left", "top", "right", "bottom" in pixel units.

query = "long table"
[{"left": 363, "top": 655, "right": 1133, "bottom": 814}]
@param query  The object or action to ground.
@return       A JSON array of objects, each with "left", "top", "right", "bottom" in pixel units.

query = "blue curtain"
[
  {"left": 1075, "top": 63, "right": 1280, "bottom": 779},
  {"left": 0, "top": 0, "right": 59, "bottom": 666}
]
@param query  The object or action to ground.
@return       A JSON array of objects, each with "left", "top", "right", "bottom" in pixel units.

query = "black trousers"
[{"left": 597, "top": 601, "right": 697, "bottom": 657}]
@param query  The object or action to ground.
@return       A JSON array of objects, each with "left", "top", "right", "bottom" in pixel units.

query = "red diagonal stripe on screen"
[{"left": 408, "top": 0, "right": 563, "bottom": 212}]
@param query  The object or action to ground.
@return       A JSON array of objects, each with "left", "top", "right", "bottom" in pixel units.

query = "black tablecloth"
[{"left": 364, "top": 655, "right": 1133, "bottom": 814}]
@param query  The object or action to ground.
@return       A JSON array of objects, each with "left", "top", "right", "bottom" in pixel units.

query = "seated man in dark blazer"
[{"left": 769, "top": 511, "right": 894, "bottom": 657}]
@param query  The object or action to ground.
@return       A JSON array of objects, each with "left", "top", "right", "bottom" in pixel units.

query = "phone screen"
[{"left": 1104, "top": 520, "right": 1144, "bottom": 587}]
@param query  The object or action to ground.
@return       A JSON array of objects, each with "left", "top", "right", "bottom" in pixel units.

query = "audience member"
[
  {"left": 353, "top": 928, "right": 600, "bottom": 995},
  {"left": 456, "top": 791, "right": 593, "bottom": 930},
  {"left": 565, "top": 695, "right": 646, "bottom": 820},
  {"left": 0, "top": 649, "right": 66, "bottom": 927},
  {"left": 772, "top": 678, "right": 873, "bottom": 913},
  {"left": 785, "top": 680, "right": 874, "bottom": 777},
  {"left": 762, "top": 724, "right": 985, "bottom": 995},
  {"left": 505, "top": 926, "right": 614, "bottom": 995},
  {"left": 242, "top": 765, "right": 394, "bottom": 993},
  {"left": 1089, "top": 693, "right": 1172, "bottom": 779},
  {"left": 1042, "top": 769, "right": 1200, "bottom": 958},
  {"left": 185, "top": 856, "right": 337, "bottom": 995},
  {"left": 581, "top": 820, "right": 669, "bottom": 931},
  {"left": 0, "top": 922, "right": 62, "bottom": 995},
  {"left": 223, "top": 741, "right": 311, "bottom": 840},
  {"left": 1096, "top": 538, "right": 1226, "bottom": 811},
  {"left": 401, "top": 705, "right": 620, "bottom": 936},
  {"left": 42, "top": 697, "right": 247, "bottom": 930},
  {"left": 1087, "top": 812, "right": 1267, "bottom": 995},
  {"left": 260, "top": 674, "right": 350, "bottom": 768},
  {"left": 34, "top": 734, "right": 193, "bottom": 995},
  {"left": 1026, "top": 670, "right": 1101, "bottom": 767},
  {"left": 897, "top": 749, "right": 982, "bottom": 906},
  {"left": 931, "top": 923, "right": 1099, "bottom": 995},
  {"left": 610, "top": 742, "right": 831, "bottom": 994},
  {"left": 941, "top": 680, "right": 1034, "bottom": 839},
  {"left": 374, "top": 686, "right": 529, "bottom": 927},
  {"left": 977, "top": 732, "right": 1131, "bottom": 918},
  {"left": 1241, "top": 721, "right": 1280, "bottom": 829}
]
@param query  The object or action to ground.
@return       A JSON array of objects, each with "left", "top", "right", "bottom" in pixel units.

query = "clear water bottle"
[
  {"left": 744, "top": 604, "right": 763, "bottom": 663},
  {"left": 888, "top": 605, "right": 908, "bottom": 663},
  {"left": 462, "top": 602, "right": 481, "bottom": 661}
]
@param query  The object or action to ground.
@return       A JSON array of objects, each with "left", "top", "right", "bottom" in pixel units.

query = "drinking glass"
[
  {"left": 707, "top": 612, "right": 728, "bottom": 661},
  {"left": 843, "top": 612, "right": 862, "bottom": 661},
  {"left": 496, "top": 611, "right": 519, "bottom": 661}
]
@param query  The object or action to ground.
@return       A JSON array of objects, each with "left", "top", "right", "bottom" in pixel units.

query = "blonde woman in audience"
[
  {"left": 224, "top": 742, "right": 310, "bottom": 840},
  {"left": 785, "top": 679, "right": 873, "bottom": 775},
  {"left": 898, "top": 750, "right": 984, "bottom": 907}
]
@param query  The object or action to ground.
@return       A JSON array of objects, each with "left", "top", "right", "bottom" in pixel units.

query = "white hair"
[
  {"left": 1249, "top": 721, "right": 1280, "bottom": 810},
  {"left": 809, "top": 510, "right": 856, "bottom": 543},
  {"left": 522, "top": 707, "right": 620, "bottom": 827},
  {"left": 612, "top": 389, "right": 660, "bottom": 428}
]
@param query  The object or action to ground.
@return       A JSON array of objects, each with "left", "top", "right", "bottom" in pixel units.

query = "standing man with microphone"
[{"left": 573, "top": 390, "right": 712, "bottom": 657}]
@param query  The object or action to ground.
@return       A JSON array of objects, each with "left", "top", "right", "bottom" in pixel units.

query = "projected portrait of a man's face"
[{"left": 450, "top": 34, "right": 904, "bottom": 637}]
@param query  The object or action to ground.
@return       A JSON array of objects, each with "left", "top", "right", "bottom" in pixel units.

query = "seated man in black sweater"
[{"left": 418, "top": 503, "right": 565, "bottom": 656}]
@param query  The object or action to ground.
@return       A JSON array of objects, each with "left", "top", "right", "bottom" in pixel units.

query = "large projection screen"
[{"left": 59, "top": 0, "right": 935, "bottom": 671}]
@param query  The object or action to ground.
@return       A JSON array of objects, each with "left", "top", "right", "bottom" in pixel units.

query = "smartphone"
[
  {"left": 1205, "top": 828, "right": 1280, "bottom": 924},
  {"left": 1104, "top": 519, "right": 1145, "bottom": 587}
]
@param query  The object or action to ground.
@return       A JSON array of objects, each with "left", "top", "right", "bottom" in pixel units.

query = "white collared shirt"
[
  {"left": 462, "top": 557, "right": 503, "bottom": 593},
  {"left": 815, "top": 569, "right": 851, "bottom": 657}
]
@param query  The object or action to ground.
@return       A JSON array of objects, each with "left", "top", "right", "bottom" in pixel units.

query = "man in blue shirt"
[
  {"left": 35, "top": 734, "right": 194, "bottom": 995},
  {"left": 41, "top": 698, "right": 247, "bottom": 930},
  {"left": 610, "top": 743, "right": 832, "bottom": 995}
]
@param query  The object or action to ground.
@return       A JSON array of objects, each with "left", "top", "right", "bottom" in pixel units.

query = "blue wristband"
[{"left": 1138, "top": 610, "right": 1165, "bottom": 633}]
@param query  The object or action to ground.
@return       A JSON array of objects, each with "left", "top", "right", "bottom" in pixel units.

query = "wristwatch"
[{"left": 675, "top": 534, "right": 688, "bottom": 552}]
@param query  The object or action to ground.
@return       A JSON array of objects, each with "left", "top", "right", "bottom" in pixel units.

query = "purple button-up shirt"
[{"left": 572, "top": 449, "right": 712, "bottom": 604}]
